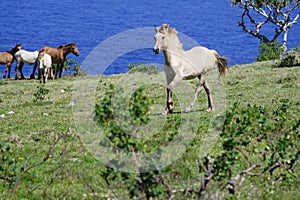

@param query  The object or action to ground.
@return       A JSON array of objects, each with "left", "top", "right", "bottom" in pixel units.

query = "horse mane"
[
  {"left": 58, "top": 43, "right": 76, "bottom": 49},
  {"left": 159, "top": 24, "right": 183, "bottom": 50},
  {"left": 7, "top": 44, "right": 22, "bottom": 54}
]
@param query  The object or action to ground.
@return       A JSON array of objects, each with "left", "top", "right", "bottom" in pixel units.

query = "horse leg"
[
  {"left": 203, "top": 81, "right": 214, "bottom": 112},
  {"left": 44, "top": 68, "right": 48, "bottom": 84},
  {"left": 58, "top": 65, "right": 63, "bottom": 78},
  {"left": 30, "top": 62, "right": 37, "bottom": 79},
  {"left": 54, "top": 65, "right": 59, "bottom": 79},
  {"left": 3, "top": 63, "right": 9, "bottom": 78},
  {"left": 185, "top": 75, "right": 205, "bottom": 113},
  {"left": 38, "top": 68, "right": 42, "bottom": 83},
  {"left": 162, "top": 87, "right": 173, "bottom": 115},
  {"left": 7, "top": 62, "right": 12, "bottom": 79},
  {"left": 19, "top": 62, "right": 25, "bottom": 79},
  {"left": 15, "top": 62, "right": 24, "bottom": 80},
  {"left": 163, "top": 74, "right": 183, "bottom": 115},
  {"left": 15, "top": 63, "right": 18, "bottom": 80}
]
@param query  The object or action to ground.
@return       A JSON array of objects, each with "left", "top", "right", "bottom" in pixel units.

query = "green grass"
[{"left": 0, "top": 62, "right": 299, "bottom": 199}]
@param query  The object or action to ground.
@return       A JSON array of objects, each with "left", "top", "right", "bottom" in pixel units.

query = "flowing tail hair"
[{"left": 211, "top": 50, "right": 228, "bottom": 76}]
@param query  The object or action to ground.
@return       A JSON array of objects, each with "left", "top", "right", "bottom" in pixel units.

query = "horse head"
[
  {"left": 8, "top": 43, "right": 22, "bottom": 55},
  {"left": 38, "top": 52, "right": 45, "bottom": 68},
  {"left": 153, "top": 24, "right": 179, "bottom": 54},
  {"left": 69, "top": 43, "right": 80, "bottom": 57}
]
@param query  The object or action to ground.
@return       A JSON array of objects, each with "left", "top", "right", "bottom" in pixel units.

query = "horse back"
[
  {"left": 0, "top": 52, "right": 13, "bottom": 64},
  {"left": 40, "top": 46, "right": 63, "bottom": 64}
]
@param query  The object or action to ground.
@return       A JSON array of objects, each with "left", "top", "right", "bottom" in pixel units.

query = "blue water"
[{"left": 0, "top": 0, "right": 299, "bottom": 76}]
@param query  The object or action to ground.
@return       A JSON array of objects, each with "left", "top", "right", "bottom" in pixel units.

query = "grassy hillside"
[{"left": 0, "top": 62, "right": 299, "bottom": 199}]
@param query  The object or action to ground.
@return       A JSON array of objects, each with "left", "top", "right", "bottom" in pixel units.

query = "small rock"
[
  {"left": 60, "top": 89, "right": 65, "bottom": 93},
  {"left": 43, "top": 113, "right": 49, "bottom": 116},
  {"left": 68, "top": 100, "right": 76, "bottom": 107},
  {"left": 0, "top": 114, "right": 5, "bottom": 118},
  {"left": 7, "top": 111, "right": 15, "bottom": 115}
]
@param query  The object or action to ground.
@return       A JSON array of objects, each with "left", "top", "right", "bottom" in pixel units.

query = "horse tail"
[{"left": 211, "top": 50, "right": 228, "bottom": 76}]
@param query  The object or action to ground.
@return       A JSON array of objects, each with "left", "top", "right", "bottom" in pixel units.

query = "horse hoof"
[
  {"left": 184, "top": 107, "right": 191, "bottom": 113},
  {"left": 162, "top": 109, "right": 173, "bottom": 115},
  {"left": 30, "top": 75, "right": 35, "bottom": 79},
  {"left": 206, "top": 107, "right": 214, "bottom": 112},
  {"left": 162, "top": 111, "right": 168, "bottom": 115}
]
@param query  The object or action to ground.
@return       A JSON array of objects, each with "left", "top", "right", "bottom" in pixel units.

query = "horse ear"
[
  {"left": 171, "top": 28, "right": 178, "bottom": 34},
  {"left": 162, "top": 24, "right": 169, "bottom": 30},
  {"left": 155, "top": 27, "right": 159, "bottom": 33}
]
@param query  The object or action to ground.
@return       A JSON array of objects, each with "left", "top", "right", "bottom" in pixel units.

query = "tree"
[{"left": 231, "top": 0, "right": 300, "bottom": 51}]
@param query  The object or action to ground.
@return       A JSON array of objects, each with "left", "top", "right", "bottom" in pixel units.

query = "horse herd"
[
  {"left": 0, "top": 24, "right": 227, "bottom": 114},
  {"left": 0, "top": 43, "right": 79, "bottom": 83}
]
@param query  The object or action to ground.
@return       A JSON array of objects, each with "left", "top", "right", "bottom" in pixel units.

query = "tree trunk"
[{"left": 282, "top": 28, "right": 288, "bottom": 52}]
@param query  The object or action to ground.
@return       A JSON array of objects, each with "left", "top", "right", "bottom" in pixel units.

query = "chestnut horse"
[
  {"left": 0, "top": 44, "right": 22, "bottom": 79},
  {"left": 30, "top": 43, "right": 79, "bottom": 79}
]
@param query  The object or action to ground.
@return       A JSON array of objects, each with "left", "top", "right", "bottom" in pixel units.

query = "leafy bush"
[
  {"left": 33, "top": 84, "right": 50, "bottom": 102},
  {"left": 277, "top": 44, "right": 300, "bottom": 67},
  {"left": 64, "top": 58, "right": 85, "bottom": 76},
  {"left": 0, "top": 73, "right": 5, "bottom": 85},
  {"left": 94, "top": 84, "right": 170, "bottom": 199},
  {"left": 0, "top": 142, "right": 21, "bottom": 187},
  {"left": 197, "top": 101, "right": 300, "bottom": 197},
  {"left": 256, "top": 41, "right": 283, "bottom": 61},
  {"left": 128, "top": 63, "right": 159, "bottom": 74},
  {"left": 279, "top": 54, "right": 300, "bottom": 67}
]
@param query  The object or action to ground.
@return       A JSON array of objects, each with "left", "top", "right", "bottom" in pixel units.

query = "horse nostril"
[{"left": 153, "top": 48, "right": 160, "bottom": 54}]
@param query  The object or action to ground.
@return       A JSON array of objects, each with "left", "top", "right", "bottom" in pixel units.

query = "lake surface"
[{"left": 0, "top": 0, "right": 299, "bottom": 75}]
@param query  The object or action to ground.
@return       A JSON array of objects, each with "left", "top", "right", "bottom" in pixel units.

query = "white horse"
[
  {"left": 14, "top": 50, "right": 39, "bottom": 79},
  {"left": 37, "top": 52, "right": 52, "bottom": 84},
  {"left": 153, "top": 24, "right": 228, "bottom": 115}
]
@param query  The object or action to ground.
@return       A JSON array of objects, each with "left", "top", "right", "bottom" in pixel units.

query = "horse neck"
[
  {"left": 163, "top": 36, "right": 184, "bottom": 65},
  {"left": 8, "top": 48, "right": 17, "bottom": 55},
  {"left": 62, "top": 45, "right": 72, "bottom": 57}
]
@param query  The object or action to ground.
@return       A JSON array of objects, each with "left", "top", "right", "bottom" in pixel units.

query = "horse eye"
[{"left": 162, "top": 36, "right": 165, "bottom": 40}]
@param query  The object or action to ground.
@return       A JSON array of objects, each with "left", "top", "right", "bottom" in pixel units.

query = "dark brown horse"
[
  {"left": 30, "top": 43, "right": 79, "bottom": 79},
  {"left": 0, "top": 44, "right": 22, "bottom": 79}
]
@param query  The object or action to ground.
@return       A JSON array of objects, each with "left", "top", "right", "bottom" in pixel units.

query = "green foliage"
[
  {"left": 0, "top": 74, "right": 5, "bottom": 85},
  {"left": 199, "top": 101, "right": 300, "bottom": 196},
  {"left": 279, "top": 54, "right": 300, "bottom": 67},
  {"left": 256, "top": 41, "right": 283, "bottom": 61},
  {"left": 129, "top": 87, "right": 154, "bottom": 124},
  {"left": 33, "top": 84, "right": 50, "bottom": 102},
  {"left": 95, "top": 84, "right": 153, "bottom": 151},
  {"left": 277, "top": 45, "right": 300, "bottom": 67},
  {"left": 0, "top": 142, "right": 21, "bottom": 187},
  {"left": 64, "top": 58, "right": 85, "bottom": 76},
  {"left": 94, "top": 84, "right": 169, "bottom": 199},
  {"left": 128, "top": 63, "right": 159, "bottom": 74}
]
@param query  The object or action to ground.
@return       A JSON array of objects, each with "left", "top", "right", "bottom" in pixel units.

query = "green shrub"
[
  {"left": 95, "top": 84, "right": 170, "bottom": 199},
  {"left": 0, "top": 142, "right": 21, "bottom": 187},
  {"left": 0, "top": 74, "right": 5, "bottom": 85},
  {"left": 279, "top": 54, "right": 300, "bottom": 67},
  {"left": 277, "top": 44, "right": 300, "bottom": 67},
  {"left": 256, "top": 41, "right": 283, "bottom": 61},
  {"left": 128, "top": 63, "right": 159, "bottom": 74},
  {"left": 198, "top": 101, "right": 300, "bottom": 197},
  {"left": 64, "top": 58, "right": 85, "bottom": 76},
  {"left": 33, "top": 84, "right": 50, "bottom": 102}
]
